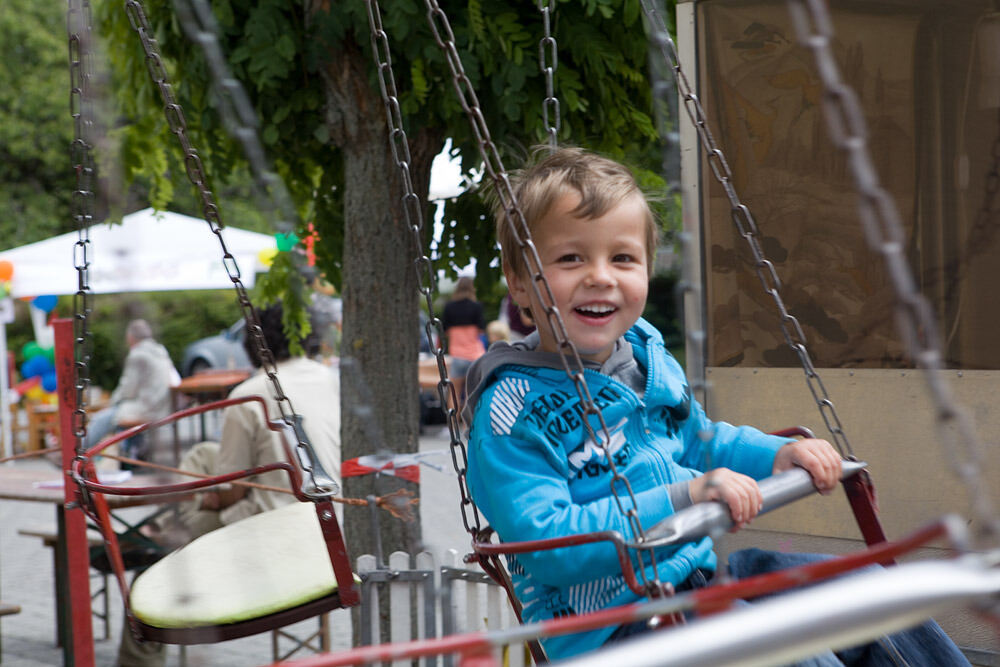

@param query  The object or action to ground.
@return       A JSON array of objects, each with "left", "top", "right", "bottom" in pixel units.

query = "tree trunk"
[{"left": 319, "top": 31, "right": 442, "bottom": 572}]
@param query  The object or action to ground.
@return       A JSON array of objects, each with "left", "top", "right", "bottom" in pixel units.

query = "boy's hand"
[
  {"left": 772, "top": 438, "right": 842, "bottom": 494},
  {"left": 689, "top": 468, "right": 763, "bottom": 530}
]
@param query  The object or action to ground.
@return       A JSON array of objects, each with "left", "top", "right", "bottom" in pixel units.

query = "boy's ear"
[{"left": 504, "top": 265, "right": 532, "bottom": 309}]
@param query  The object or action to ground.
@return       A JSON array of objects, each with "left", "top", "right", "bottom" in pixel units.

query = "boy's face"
[{"left": 506, "top": 191, "right": 649, "bottom": 364}]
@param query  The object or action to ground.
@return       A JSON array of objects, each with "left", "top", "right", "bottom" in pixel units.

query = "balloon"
[
  {"left": 25, "top": 385, "right": 45, "bottom": 401},
  {"left": 0, "top": 260, "right": 12, "bottom": 281},
  {"left": 22, "top": 341, "right": 43, "bottom": 359},
  {"left": 32, "top": 294, "right": 58, "bottom": 312},
  {"left": 275, "top": 232, "right": 299, "bottom": 252},
  {"left": 0, "top": 282, "right": 8, "bottom": 299},
  {"left": 41, "top": 345, "right": 55, "bottom": 363},
  {"left": 21, "top": 355, "right": 53, "bottom": 379},
  {"left": 257, "top": 247, "right": 278, "bottom": 268},
  {"left": 41, "top": 371, "right": 58, "bottom": 393}
]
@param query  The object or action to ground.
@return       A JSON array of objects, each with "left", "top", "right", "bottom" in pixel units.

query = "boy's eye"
[
  {"left": 613, "top": 253, "right": 637, "bottom": 263},
  {"left": 556, "top": 253, "right": 581, "bottom": 263}
]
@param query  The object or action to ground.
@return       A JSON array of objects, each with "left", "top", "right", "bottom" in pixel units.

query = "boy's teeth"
[{"left": 576, "top": 305, "right": 615, "bottom": 315}]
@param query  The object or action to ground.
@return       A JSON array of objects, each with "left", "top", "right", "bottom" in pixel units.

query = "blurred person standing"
[{"left": 442, "top": 276, "right": 486, "bottom": 406}]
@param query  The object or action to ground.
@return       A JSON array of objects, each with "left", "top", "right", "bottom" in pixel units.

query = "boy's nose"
[{"left": 585, "top": 261, "right": 615, "bottom": 287}]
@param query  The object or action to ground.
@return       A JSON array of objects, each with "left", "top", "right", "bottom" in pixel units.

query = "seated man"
[
  {"left": 169, "top": 301, "right": 342, "bottom": 540},
  {"left": 119, "top": 302, "right": 340, "bottom": 667},
  {"left": 86, "top": 319, "right": 180, "bottom": 461}
]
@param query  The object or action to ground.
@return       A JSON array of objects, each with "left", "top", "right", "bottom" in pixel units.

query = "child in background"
[
  {"left": 460, "top": 147, "right": 969, "bottom": 665},
  {"left": 485, "top": 319, "right": 511, "bottom": 346}
]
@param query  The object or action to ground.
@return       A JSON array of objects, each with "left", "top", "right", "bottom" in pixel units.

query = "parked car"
[{"left": 180, "top": 319, "right": 251, "bottom": 377}]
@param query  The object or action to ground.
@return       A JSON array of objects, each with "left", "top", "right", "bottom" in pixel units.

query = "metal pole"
[
  {"left": 54, "top": 317, "right": 95, "bottom": 667},
  {"left": 0, "top": 319, "right": 12, "bottom": 461}
]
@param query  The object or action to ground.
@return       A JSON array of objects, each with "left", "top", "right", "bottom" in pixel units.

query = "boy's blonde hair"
[{"left": 492, "top": 147, "right": 658, "bottom": 281}]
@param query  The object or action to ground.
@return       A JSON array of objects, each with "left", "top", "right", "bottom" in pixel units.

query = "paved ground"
[{"left": 0, "top": 427, "right": 467, "bottom": 666}]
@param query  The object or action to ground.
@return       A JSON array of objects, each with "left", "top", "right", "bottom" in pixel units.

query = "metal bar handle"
[{"left": 632, "top": 460, "right": 867, "bottom": 549}]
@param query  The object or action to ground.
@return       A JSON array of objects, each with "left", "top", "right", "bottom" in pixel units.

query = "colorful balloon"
[
  {"left": 0, "top": 260, "right": 12, "bottom": 281},
  {"left": 32, "top": 294, "right": 58, "bottom": 312},
  {"left": 22, "top": 341, "right": 43, "bottom": 359},
  {"left": 41, "top": 371, "right": 58, "bottom": 393}
]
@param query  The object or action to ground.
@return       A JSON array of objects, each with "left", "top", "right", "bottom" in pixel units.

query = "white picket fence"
[{"left": 355, "top": 550, "right": 530, "bottom": 667}]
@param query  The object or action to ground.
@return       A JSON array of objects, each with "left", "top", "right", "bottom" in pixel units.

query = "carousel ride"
[{"left": 29, "top": 0, "right": 1000, "bottom": 665}]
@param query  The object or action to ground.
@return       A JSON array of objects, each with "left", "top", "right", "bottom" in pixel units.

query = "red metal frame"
[
  {"left": 56, "top": 331, "right": 358, "bottom": 653},
  {"left": 268, "top": 518, "right": 957, "bottom": 667},
  {"left": 55, "top": 319, "right": 97, "bottom": 667}
]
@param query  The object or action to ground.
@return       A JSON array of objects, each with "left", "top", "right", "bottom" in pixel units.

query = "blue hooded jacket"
[{"left": 464, "top": 318, "right": 790, "bottom": 659}]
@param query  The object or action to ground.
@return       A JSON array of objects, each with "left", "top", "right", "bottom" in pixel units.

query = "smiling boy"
[{"left": 460, "top": 147, "right": 968, "bottom": 664}]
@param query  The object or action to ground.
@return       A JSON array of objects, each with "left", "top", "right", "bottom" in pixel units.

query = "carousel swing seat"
[
  {"left": 129, "top": 500, "right": 360, "bottom": 644},
  {"left": 73, "top": 395, "right": 360, "bottom": 645}
]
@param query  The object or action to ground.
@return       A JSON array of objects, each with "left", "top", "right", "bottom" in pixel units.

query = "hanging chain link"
[
  {"left": 638, "top": 0, "right": 856, "bottom": 462},
  {"left": 122, "top": 0, "right": 332, "bottom": 495},
  {"left": 942, "top": 107, "right": 1000, "bottom": 309},
  {"left": 421, "top": 0, "right": 666, "bottom": 594},
  {"left": 640, "top": 1, "right": 707, "bottom": 409},
  {"left": 537, "top": 0, "right": 560, "bottom": 151},
  {"left": 67, "top": 0, "right": 96, "bottom": 452},
  {"left": 169, "top": 0, "right": 296, "bottom": 236},
  {"left": 787, "top": 0, "right": 998, "bottom": 543},
  {"left": 364, "top": 0, "right": 480, "bottom": 535}
]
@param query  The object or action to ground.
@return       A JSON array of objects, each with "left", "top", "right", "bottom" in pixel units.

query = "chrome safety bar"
[{"left": 631, "top": 460, "right": 867, "bottom": 550}]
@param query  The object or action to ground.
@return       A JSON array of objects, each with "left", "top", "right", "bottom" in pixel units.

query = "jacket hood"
[{"left": 461, "top": 318, "right": 663, "bottom": 425}]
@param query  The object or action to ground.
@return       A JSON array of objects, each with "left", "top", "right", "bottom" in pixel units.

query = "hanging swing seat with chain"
[{"left": 71, "top": 395, "right": 360, "bottom": 645}]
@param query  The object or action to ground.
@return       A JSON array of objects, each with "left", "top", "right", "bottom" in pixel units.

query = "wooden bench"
[{"left": 18, "top": 526, "right": 112, "bottom": 643}]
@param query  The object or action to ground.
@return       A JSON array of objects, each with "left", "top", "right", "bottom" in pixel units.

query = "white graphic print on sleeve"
[{"left": 490, "top": 377, "right": 531, "bottom": 435}]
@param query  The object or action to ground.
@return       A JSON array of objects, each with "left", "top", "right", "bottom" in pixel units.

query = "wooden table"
[{"left": 0, "top": 465, "right": 187, "bottom": 661}]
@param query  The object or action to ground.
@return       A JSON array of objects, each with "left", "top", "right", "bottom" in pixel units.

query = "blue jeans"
[
  {"left": 84, "top": 405, "right": 146, "bottom": 466},
  {"left": 606, "top": 548, "right": 970, "bottom": 666}
]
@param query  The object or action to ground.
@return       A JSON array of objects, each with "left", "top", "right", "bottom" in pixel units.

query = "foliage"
[
  {"left": 6, "top": 291, "right": 243, "bottom": 392},
  {"left": 0, "top": 0, "right": 77, "bottom": 247},
  {"left": 95, "top": 0, "right": 677, "bottom": 290}
]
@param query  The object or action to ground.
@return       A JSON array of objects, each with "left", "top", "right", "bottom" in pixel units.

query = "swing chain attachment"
[
  {"left": 639, "top": 1, "right": 706, "bottom": 407},
  {"left": 67, "top": 0, "right": 97, "bottom": 451},
  {"left": 122, "top": 0, "right": 337, "bottom": 498},
  {"left": 787, "top": 0, "right": 999, "bottom": 544},
  {"left": 364, "top": 0, "right": 477, "bottom": 535},
  {"left": 420, "top": 0, "right": 666, "bottom": 595},
  {"left": 538, "top": 0, "right": 560, "bottom": 151},
  {"left": 637, "top": 0, "right": 856, "bottom": 463},
  {"left": 169, "top": 0, "right": 297, "bottom": 237}
]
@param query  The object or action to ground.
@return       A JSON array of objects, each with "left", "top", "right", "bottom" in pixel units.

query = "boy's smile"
[{"left": 507, "top": 191, "right": 649, "bottom": 364}]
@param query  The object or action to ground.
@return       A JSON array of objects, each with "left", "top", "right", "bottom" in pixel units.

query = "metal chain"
[
  {"left": 787, "top": 0, "right": 998, "bottom": 543},
  {"left": 363, "top": 0, "right": 480, "bottom": 535},
  {"left": 638, "top": 0, "right": 856, "bottom": 462},
  {"left": 169, "top": 0, "right": 296, "bottom": 236},
  {"left": 640, "top": 2, "right": 706, "bottom": 408},
  {"left": 942, "top": 107, "right": 1000, "bottom": 309},
  {"left": 421, "top": 0, "right": 665, "bottom": 594},
  {"left": 67, "top": 0, "right": 96, "bottom": 452},
  {"left": 122, "top": 0, "right": 329, "bottom": 494},
  {"left": 537, "top": 0, "right": 560, "bottom": 151}
]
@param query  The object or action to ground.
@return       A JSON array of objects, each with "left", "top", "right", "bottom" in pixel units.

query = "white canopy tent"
[
  {"left": 0, "top": 208, "right": 277, "bottom": 458},
  {"left": 0, "top": 207, "right": 276, "bottom": 298}
]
